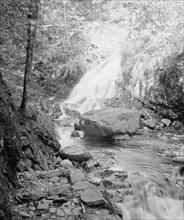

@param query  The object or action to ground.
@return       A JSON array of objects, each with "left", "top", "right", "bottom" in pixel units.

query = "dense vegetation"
[{"left": 0, "top": 0, "right": 183, "bottom": 114}]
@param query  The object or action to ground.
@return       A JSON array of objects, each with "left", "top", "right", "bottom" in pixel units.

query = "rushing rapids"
[{"left": 58, "top": 54, "right": 184, "bottom": 220}]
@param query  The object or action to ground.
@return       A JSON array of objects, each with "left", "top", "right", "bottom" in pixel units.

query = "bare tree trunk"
[{"left": 19, "top": 0, "right": 40, "bottom": 112}]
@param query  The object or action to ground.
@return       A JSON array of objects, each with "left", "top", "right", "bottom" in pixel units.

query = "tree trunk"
[{"left": 19, "top": 0, "right": 40, "bottom": 112}]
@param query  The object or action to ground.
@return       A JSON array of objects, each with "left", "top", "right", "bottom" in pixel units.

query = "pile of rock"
[{"left": 13, "top": 146, "right": 132, "bottom": 220}]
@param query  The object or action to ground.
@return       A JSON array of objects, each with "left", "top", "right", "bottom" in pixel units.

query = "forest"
[{"left": 0, "top": 0, "right": 184, "bottom": 220}]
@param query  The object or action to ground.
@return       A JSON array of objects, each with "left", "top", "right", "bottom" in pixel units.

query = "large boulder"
[{"left": 79, "top": 108, "right": 141, "bottom": 138}]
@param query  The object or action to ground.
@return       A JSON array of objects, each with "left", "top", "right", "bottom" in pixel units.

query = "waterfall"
[{"left": 65, "top": 54, "right": 122, "bottom": 113}]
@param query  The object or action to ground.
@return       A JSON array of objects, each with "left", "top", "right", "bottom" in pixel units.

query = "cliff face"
[{"left": 0, "top": 72, "right": 21, "bottom": 219}]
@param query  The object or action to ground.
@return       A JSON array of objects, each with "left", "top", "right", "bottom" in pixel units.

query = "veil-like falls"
[
  {"left": 65, "top": 54, "right": 122, "bottom": 113},
  {"left": 59, "top": 54, "right": 184, "bottom": 220}
]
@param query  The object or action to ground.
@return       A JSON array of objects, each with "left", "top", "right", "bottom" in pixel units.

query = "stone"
[
  {"left": 72, "top": 181, "right": 91, "bottom": 191},
  {"left": 101, "top": 170, "right": 128, "bottom": 188},
  {"left": 143, "top": 118, "right": 157, "bottom": 129},
  {"left": 57, "top": 209, "right": 65, "bottom": 217},
  {"left": 16, "top": 192, "right": 46, "bottom": 202},
  {"left": 74, "top": 123, "right": 81, "bottom": 131},
  {"left": 38, "top": 169, "right": 63, "bottom": 179},
  {"left": 87, "top": 173, "right": 102, "bottom": 184},
  {"left": 37, "top": 201, "right": 49, "bottom": 210},
  {"left": 47, "top": 195, "right": 59, "bottom": 200},
  {"left": 85, "top": 159, "right": 96, "bottom": 171},
  {"left": 59, "top": 177, "right": 68, "bottom": 184},
  {"left": 111, "top": 134, "right": 130, "bottom": 141},
  {"left": 79, "top": 108, "right": 141, "bottom": 137},
  {"left": 61, "top": 201, "right": 74, "bottom": 215},
  {"left": 29, "top": 211, "right": 34, "bottom": 217},
  {"left": 60, "top": 159, "right": 73, "bottom": 168},
  {"left": 49, "top": 176, "right": 60, "bottom": 183},
  {"left": 80, "top": 187, "right": 105, "bottom": 206},
  {"left": 59, "top": 145, "right": 92, "bottom": 162},
  {"left": 71, "top": 131, "right": 81, "bottom": 137},
  {"left": 161, "top": 118, "right": 171, "bottom": 127},
  {"left": 105, "top": 189, "right": 124, "bottom": 203},
  {"left": 19, "top": 210, "right": 30, "bottom": 217},
  {"left": 53, "top": 156, "right": 62, "bottom": 166},
  {"left": 49, "top": 207, "right": 57, "bottom": 214},
  {"left": 70, "top": 169, "right": 86, "bottom": 183},
  {"left": 49, "top": 184, "right": 69, "bottom": 196}
]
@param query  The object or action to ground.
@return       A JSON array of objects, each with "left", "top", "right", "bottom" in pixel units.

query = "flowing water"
[
  {"left": 57, "top": 54, "right": 184, "bottom": 220},
  {"left": 64, "top": 54, "right": 122, "bottom": 113}
]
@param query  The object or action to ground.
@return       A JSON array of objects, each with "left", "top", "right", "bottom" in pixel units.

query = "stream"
[
  {"left": 56, "top": 126, "right": 171, "bottom": 176},
  {"left": 56, "top": 54, "right": 184, "bottom": 220}
]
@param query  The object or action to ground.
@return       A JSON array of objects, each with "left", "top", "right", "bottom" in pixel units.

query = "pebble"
[
  {"left": 49, "top": 176, "right": 60, "bottom": 183},
  {"left": 49, "top": 207, "right": 57, "bottom": 214},
  {"left": 37, "top": 201, "right": 49, "bottom": 211},
  {"left": 57, "top": 209, "right": 65, "bottom": 217},
  {"left": 60, "top": 159, "right": 73, "bottom": 168},
  {"left": 161, "top": 118, "right": 171, "bottom": 127}
]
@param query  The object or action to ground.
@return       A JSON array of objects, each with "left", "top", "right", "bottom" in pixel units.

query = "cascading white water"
[
  {"left": 65, "top": 54, "right": 122, "bottom": 113},
  {"left": 115, "top": 173, "right": 184, "bottom": 220}
]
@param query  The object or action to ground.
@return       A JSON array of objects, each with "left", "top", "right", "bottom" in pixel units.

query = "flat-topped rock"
[
  {"left": 37, "top": 200, "right": 50, "bottom": 211},
  {"left": 80, "top": 187, "right": 105, "bottom": 206},
  {"left": 79, "top": 108, "right": 141, "bottom": 138},
  {"left": 72, "top": 181, "right": 91, "bottom": 191},
  {"left": 59, "top": 145, "right": 92, "bottom": 162},
  {"left": 70, "top": 169, "right": 86, "bottom": 183},
  {"left": 57, "top": 209, "right": 65, "bottom": 217},
  {"left": 49, "top": 184, "right": 69, "bottom": 196},
  {"left": 49, "top": 176, "right": 60, "bottom": 183}
]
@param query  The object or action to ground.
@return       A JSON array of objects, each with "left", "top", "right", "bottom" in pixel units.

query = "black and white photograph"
[{"left": 0, "top": 0, "right": 184, "bottom": 219}]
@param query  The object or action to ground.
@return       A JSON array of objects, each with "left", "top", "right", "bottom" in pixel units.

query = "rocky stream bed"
[{"left": 12, "top": 114, "right": 184, "bottom": 220}]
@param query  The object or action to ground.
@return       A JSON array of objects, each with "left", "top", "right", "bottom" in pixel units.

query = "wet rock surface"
[{"left": 79, "top": 108, "right": 141, "bottom": 138}]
